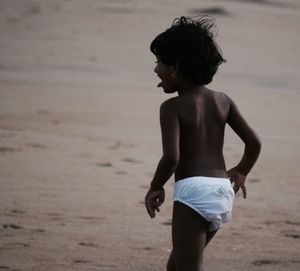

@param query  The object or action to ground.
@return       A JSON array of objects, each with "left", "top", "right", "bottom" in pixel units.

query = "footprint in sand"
[
  {"left": 2, "top": 224, "right": 23, "bottom": 230},
  {"left": 75, "top": 262, "right": 117, "bottom": 268},
  {"left": 10, "top": 209, "right": 26, "bottom": 215},
  {"left": 123, "top": 158, "right": 141, "bottom": 164},
  {"left": 162, "top": 220, "right": 172, "bottom": 226},
  {"left": 223, "top": 0, "right": 297, "bottom": 8},
  {"left": 108, "top": 141, "right": 121, "bottom": 150},
  {"left": 188, "top": 6, "right": 231, "bottom": 16},
  {"left": 0, "top": 125, "right": 22, "bottom": 132},
  {"left": 96, "top": 162, "right": 112, "bottom": 167},
  {"left": 76, "top": 216, "right": 104, "bottom": 221},
  {"left": 28, "top": 5, "right": 42, "bottom": 14},
  {"left": 98, "top": 6, "right": 132, "bottom": 14},
  {"left": 0, "top": 132, "right": 14, "bottom": 139},
  {"left": 284, "top": 232, "right": 300, "bottom": 239},
  {"left": 97, "top": 264, "right": 117, "bottom": 268},
  {"left": 285, "top": 220, "right": 300, "bottom": 226},
  {"left": 49, "top": 4, "right": 61, "bottom": 12},
  {"left": 143, "top": 247, "right": 154, "bottom": 251},
  {"left": 253, "top": 259, "right": 300, "bottom": 267},
  {"left": 113, "top": 142, "right": 135, "bottom": 149},
  {"left": 131, "top": 246, "right": 154, "bottom": 251},
  {"left": 264, "top": 220, "right": 276, "bottom": 225},
  {"left": 2, "top": 242, "right": 30, "bottom": 249},
  {"left": 249, "top": 226, "right": 262, "bottom": 230},
  {"left": 37, "top": 109, "right": 50, "bottom": 115},
  {"left": 46, "top": 213, "right": 63, "bottom": 222},
  {"left": 33, "top": 228, "right": 46, "bottom": 233},
  {"left": 74, "top": 260, "right": 112, "bottom": 268},
  {"left": 26, "top": 143, "right": 46, "bottom": 149},
  {"left": 78, "top": 242, "right": 98, "bottom": 248},
  {"left": 89, "top": 56, "right": 98, "bottom": 62},
  {"left": 52, "top": 120, "right": 60, "bottom": 125},
  {"left": 115, "top": 170, "right": 127, "bottom": 175},
  {"left": 73, "top": 259, "right": 93, "bottom": 264},
  {"left": 48, "top": 216, "right": 62, "bottom": 222},
  {"left": 126, "top": 143, "right": 135, "bottom": 148},
  {"left": 37, "top": 110, "right": 61, "bottom": 125},
  {"left": 6, "top": 17, "right": 20, "bottom": 24},
  {"left": 248, "top": 178, "right": 261, "bottom": 183},
  {"left": 0, "top": 147, "right": 21, "bottom": 154},
  {"left": 252, "top": 259, "right": 282, "bottom": 266},
  {"left": 0, "top": 266, "right": 18, "bottom": 271},
  {"left": 47, "top": 212, "right": 62, "bottom": 217}
]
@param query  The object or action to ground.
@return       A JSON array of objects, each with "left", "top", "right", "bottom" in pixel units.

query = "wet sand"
[{"left": 0, "top": 0, "right": 300, "bottom": 270}]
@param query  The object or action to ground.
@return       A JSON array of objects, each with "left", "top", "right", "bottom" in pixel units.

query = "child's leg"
[
  {"left": 172, "top": 201, "right": 209, "bottom": 271},
  {"left": 166, "top": 249, "right": 176, "bottom": 271},
  {"left": 205, "top": 230, "right": 218, "bottom": 247}
]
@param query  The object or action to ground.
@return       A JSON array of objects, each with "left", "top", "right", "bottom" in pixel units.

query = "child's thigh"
[{"left": 172, "top": 201, "right": 209, "bottom": 269}]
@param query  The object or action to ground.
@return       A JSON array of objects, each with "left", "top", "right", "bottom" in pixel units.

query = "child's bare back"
[{"left": 163, "top": 87, "right": 230, "bottom": 181}]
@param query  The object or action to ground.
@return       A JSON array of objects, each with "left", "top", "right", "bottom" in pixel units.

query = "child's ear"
[{"left": 170, "top": 62, "right": 180, "bottom": 78}]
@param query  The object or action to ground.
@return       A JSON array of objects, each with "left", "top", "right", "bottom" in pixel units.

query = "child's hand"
[
  {"left": 145, "top": 188, "right": 165, "bottom": 218},
  {"left": 227, "top": 167, "right": 247, "bottom": 199}
]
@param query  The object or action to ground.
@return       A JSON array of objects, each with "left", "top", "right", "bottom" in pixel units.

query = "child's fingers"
[
  {"left": 233, "top": 184, "right": 239, "bottom": 194},
  {"left": 145, "top": 189, "right": 164, "bottom": 217},
  {"left": 145, "top": 200, "right": 155, "bottom": 218},
  {"left": 233, "top": 184, "right": 247, "bottom": 199},
  {"left": 227, "top": 171, "right": 235, "bottom": 183},
  {"left": 147, "top": 205, "right": 155, "bottom": 218},
  {"left": 157, "top": 195, "right": 164, "bottom": 206},
  {"left": 154, "top": 198, "right": 160, "bottom": 212},
  {"left": 241, "top": 185, "right": 247, "bottom": 199}
]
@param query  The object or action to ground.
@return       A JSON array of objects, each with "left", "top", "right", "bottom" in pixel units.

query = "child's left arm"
[{"left": 145, "top": 100, "right": 180, "bottom": 218}]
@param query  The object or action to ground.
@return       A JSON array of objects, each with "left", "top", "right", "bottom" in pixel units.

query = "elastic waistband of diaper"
[{"left": 175, "top": 176, "right": 231, "bottom": 186}]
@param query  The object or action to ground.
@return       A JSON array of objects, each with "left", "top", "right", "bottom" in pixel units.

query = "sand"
[{"left": 0, "top": 0, "right": 300, "bottom": 270}]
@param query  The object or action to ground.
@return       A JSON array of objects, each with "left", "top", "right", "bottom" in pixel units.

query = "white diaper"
[{"left": 173, "top": 176, "right": 235, "bottom": 232}]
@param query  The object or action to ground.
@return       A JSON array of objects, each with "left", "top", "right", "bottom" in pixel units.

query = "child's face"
[{"left": 154, "top": 57, "right": 178, "bottom": 94}]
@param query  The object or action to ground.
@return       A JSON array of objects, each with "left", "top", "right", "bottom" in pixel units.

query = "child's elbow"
[
  {"left": 248, "top": 136, "right": 262, "bottom": 154},
  {"left": 254, "top": 136, "right": 262, "bottom": 152},
  {"left": 162, "top": 154, "right": 179, "bottom": 167}
]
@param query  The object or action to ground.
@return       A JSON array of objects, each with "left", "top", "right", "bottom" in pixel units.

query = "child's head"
[{"left": 150, "top": 16, "right": 225, "bottom": 86}]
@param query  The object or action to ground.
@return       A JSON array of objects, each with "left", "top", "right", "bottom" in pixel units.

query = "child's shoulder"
[
  {"left": 208, "top": 89, "right": 232, "bottom": 105},
  {"left": 208, "top": 88, "right": 229, "bottom": 98},
  {"left": 159, "top": 97, "right": 179, "bottom": 115},
  {"left": 159, "top": 90, "right": 234, "bottom": 113},
  {"left": 160, "top": 96, "right": 179, "bottom": 108}
]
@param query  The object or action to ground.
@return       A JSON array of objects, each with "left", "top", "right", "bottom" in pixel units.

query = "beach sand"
[{"left": 0, "top": 0, "right": 300, "bottom": 270}]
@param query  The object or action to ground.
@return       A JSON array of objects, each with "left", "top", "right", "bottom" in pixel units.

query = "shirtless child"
[{"left": 145, "top": 16, "right": 261, "bottom": 271}]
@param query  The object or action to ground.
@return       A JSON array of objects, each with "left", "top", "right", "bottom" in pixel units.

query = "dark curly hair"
[{"left": 150, "top": 16, "right": 225, "bottom": 85}]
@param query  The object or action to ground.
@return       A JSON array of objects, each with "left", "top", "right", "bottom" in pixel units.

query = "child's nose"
[{"left": 154, "top": 65, "right": 158, "bottom": 74}]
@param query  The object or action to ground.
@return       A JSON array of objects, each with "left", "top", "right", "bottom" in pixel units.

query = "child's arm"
[
  {"left": 150, "top": 100, "right": 180, "bottom": 190},
  {"left": 145, "top": 100, "right": 180, "bottom": 218},
  {"left": 226, "top": 96, "right": 262, "bottom": 198}
]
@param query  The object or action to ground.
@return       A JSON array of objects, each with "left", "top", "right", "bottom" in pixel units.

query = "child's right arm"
[{"left": 226, "top": 96, "right": 262, "bottom": 198}]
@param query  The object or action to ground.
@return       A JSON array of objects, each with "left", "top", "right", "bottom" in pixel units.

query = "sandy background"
[{"left": 0, "top": 0, "right": 300, "bottom": 270}]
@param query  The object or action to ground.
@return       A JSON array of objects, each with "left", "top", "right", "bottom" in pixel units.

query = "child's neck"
[
  {"left": 177, "top": 84, "right": 206, "bottom": 96},
  {"left": 176, "top": 76, "right": 206, "bottom": 96}
]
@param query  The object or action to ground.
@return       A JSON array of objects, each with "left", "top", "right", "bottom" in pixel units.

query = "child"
[{"left": 145, "top": 16, "right": 261, "bottom": 271}]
